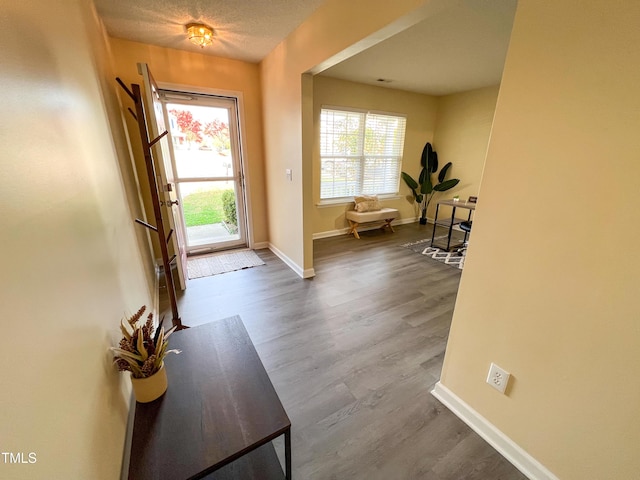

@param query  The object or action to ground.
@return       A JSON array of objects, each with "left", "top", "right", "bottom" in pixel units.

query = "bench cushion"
[{"left": 346, "top": 207, "right": 399, "bottom": 223}]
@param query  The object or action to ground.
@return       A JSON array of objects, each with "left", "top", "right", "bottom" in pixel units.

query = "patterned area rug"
[
  {"left": 401, "top": 238, "right": 465, "bottom": 270},
  {"left": 187, "top": 249, "right": 265, "bottom": 279}
]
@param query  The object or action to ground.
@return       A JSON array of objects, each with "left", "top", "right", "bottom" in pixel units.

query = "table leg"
[
  {"left": 463, "top": 209, "right": 472, "bottom": 243},
  {"left": 285, "top": 427, "right": 292, "bottom": 480},
  {"left": 431, "top": 204, "right": 440, "bottom": 244},
  {"left": 446, "top": 206, "right": 456, "bottom": 250}
]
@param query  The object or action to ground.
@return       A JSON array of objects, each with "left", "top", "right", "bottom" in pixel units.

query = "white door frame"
[{"left": 157, "top": 82, "right": 256, "bottom": 250}]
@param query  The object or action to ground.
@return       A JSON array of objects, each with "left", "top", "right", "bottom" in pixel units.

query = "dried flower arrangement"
[{"left": 111, "top": 306, "right": 180, "bottom": 379}]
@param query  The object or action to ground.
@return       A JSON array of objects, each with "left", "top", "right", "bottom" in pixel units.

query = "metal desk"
[{"left": 430, "top": 199, "right": 476, "bottom": 251}]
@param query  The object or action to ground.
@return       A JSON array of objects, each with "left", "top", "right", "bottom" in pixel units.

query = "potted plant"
[
  {"left": 401, "top": 142, "right": 460, "bottom": 224},
  {"left": 111, "top": 306, "right": 180, "bottom": 403}
]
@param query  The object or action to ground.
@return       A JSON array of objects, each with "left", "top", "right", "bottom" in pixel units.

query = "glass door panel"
[
  {"left": 168, "top": 104, "right": 234, "bottom": 179},
  {"left": 179, "top": 181, "right": 240, "bottom": 248},
  {"left": 161, "top": 94, "right": 247, "bottom": 253}
]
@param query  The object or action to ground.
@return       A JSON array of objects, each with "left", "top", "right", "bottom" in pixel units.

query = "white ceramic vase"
[{"left": 130, "top": 363, "right": 168, "bottom": 403}]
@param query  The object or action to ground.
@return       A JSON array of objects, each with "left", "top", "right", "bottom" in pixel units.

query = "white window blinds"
[{"left": 320, "top": 108, "right": 406, "bottom": 200}]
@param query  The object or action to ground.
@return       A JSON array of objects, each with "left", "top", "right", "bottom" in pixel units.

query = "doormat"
[
  {"left": 187, "top": 250, "right": 265, "bottom": 279},
  {"left": 401, "top": 238, "right": 465, "bottom": 270}
]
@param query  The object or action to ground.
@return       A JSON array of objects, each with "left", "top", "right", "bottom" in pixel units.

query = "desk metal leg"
[
  {"left": 463, "top": 209, "right": 472, "bottom": 243},
  {"left": 285, "top": 427, "right": 292, "bottom": 480},
  {"left": 446, "top": 206, "right": 456, "bottom": 250},
  {"left": 431, "top": 204, "right": 440, "bottom": 245}
]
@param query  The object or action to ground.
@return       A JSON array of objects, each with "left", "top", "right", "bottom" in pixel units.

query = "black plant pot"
[{"left": 419, "top": 218, "right": 428, "bottom": 225}]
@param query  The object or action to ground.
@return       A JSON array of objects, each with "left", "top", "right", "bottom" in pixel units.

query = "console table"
[
  {"left": 126, "top": 316, "right": 291, "bottom": 480},
  {"left": 431, "top": 199, "right": 476, "bottom": 251}
]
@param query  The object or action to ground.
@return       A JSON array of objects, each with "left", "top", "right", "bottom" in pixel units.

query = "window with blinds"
[{"left": 320, "top": 107, "right": 407, "bottom": 200}]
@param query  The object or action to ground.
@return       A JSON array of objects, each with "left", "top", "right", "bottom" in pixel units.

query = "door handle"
[{"left": 167, "top": 200, "right": 179, "bottom": 207}]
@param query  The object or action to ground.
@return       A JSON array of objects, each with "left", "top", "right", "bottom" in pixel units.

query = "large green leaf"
[
  {"left": 418, "top": 166, "right": 429, "bottom": 185},
  {"left": 430, "top": 151, "right": 438, "bottom": 173},
  {"left": 401, "top": 172, "right": 418, "bottom": 190},
  {"left": 438, "top": 162, "right": 452, "bottom": 183},
  {"left": 433, "top": 178, "right": 460, "bottom": 191},
  {"left": 420, "top": 142, "right": 432, "bottom": 168},
  {"left": 420, "top": 176, "right": 433, "bottom": 194}
]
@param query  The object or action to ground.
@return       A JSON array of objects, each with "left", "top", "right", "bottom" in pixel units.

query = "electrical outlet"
[{"left": 486, "top": 363, "right": 510, "bottom": 394}]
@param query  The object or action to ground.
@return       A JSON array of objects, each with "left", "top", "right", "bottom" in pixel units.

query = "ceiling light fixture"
[{"left": 186, "top": 23, "right": 214, "bottom": 48}]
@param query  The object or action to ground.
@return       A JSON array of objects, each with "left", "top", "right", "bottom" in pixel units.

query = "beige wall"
[
  {"left": 6, "top": 0, "right": 633, "bottom": 477},
  {"left": 0, "top": 0, "right": 152, "bottom": 478},
  {"left": 261, "top": 0, "right": 435, "bottom": 274},
  {"left": 440, "top": 1, "right": 640, "bottom": 478},
  {"left": 310, "top": 79, "right": 499, "bottom": 235},
  {"left": 109, "top": 39, "right": 269, "bottom": 250},
  {"left": 312, "top": 76, "right": 438, "bottom": 235},
  {"left": 431, "top": 85, "right": 499, "bottom": 218}
]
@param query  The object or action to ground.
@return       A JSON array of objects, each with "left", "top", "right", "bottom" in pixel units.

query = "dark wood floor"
[{"left": 163, "top": 223, "right": 527, "bottom": 480}]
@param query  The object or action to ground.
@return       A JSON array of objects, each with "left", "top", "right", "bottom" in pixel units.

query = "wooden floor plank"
[{"left": 160, "top": 223, "right": 527, "bottom": 479}]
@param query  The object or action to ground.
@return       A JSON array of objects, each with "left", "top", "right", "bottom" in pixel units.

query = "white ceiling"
[
  {"left": 95, "top": 0, "right": 517, "bottom": 96},
  {"left": 320, "top": 0, "right": 518, "bottom": 96},
  {"left": 94, "top": 0, "right": 327, "bottom": 63}
]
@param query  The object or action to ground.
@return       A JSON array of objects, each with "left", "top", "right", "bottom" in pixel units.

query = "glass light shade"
[{"left": 186, "top": 23, "right": 214, "bottom": 48}]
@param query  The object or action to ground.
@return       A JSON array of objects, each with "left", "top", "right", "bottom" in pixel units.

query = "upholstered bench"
[{"left": 345, "top": 208, "right": 399, "bottom": 239}]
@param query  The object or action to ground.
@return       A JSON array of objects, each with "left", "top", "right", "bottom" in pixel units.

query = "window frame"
[{"left": 318, "top": 106, "right": 407, "bottom": 203}]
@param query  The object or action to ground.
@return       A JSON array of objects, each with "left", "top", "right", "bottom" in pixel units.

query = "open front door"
[
  {"left": 158, "top": 92, "right": 248, "bottom": 253},
  {"left": 138, "top": 63, "right": 188, "bottom": 290}
]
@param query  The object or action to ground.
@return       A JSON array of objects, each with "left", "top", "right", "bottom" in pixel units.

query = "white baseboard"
[
  {"left": 268, "top": 243, "right": 315, "bottom": 279},
  {"left": 313, "top": 228, "right": 350, "bottom": 240},
  {"left": 312, "top": 217, "right": 418, "bottom": 240},
  {"left": 431, "top": 382, "right": 559, "bottom": 480},
  {"left": 301, "top": 267, "right": 316, "bottom": 279},
  {"left": 252, "top": 241, "right": 269, "bottom": 250}
]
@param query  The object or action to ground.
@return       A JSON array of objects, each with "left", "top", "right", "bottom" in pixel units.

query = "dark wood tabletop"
[{"left": 127, "top": 316, "right": 291, "bottom": 480}]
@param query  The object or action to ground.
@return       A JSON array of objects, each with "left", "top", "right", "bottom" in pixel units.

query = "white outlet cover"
[{"left": 487, "top": 362, "right": 510, "bottom": 394}]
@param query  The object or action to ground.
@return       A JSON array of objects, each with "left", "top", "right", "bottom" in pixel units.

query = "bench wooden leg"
[
  {"left": 348, "top": 219, "right": 397, "bottom": 238},
  {"left": 347, "top": 220, "right": 361, "bottom": 239}
]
